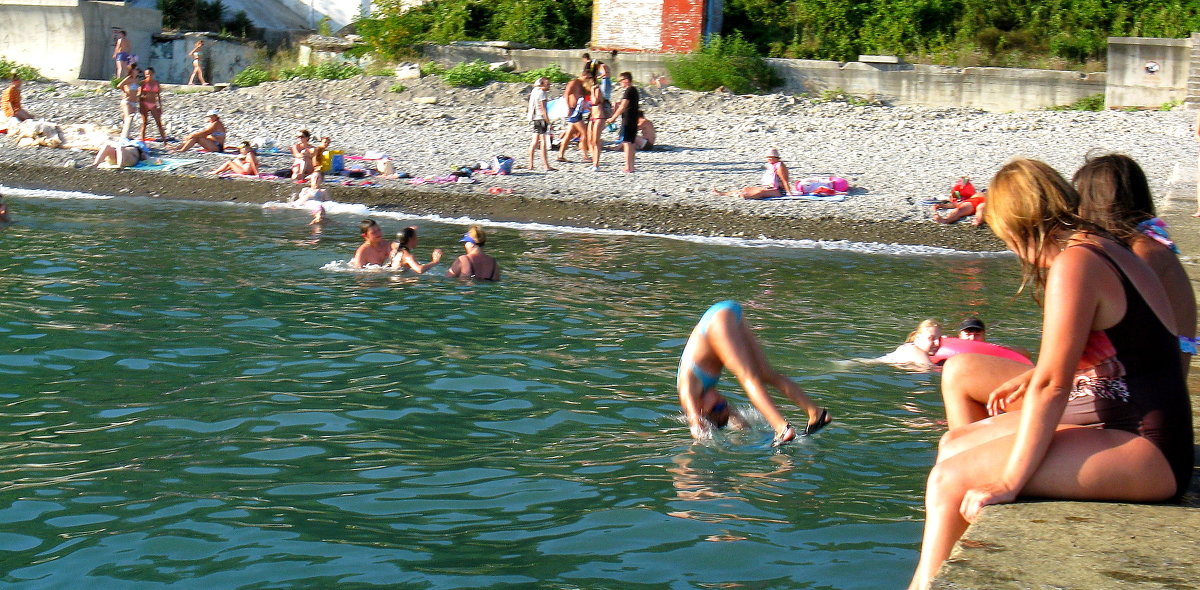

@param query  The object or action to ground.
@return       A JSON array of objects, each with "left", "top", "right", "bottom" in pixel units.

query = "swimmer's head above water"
[{"left": 907, "top": 319, "right": 943, "bottom": 355}]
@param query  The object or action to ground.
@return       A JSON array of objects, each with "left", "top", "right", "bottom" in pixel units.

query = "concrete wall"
[
  {"left": 148, "top": 33, "right": 256, "bottom": 85},
  {"left": 0, "top": 0, "right": 161, "bottom": 81},
  {"left": 423, "top": 45, "right": 1106, "bottom": 112},
  {"left": 1106, "top": 36, "right": 1191, "bottom": 108}
]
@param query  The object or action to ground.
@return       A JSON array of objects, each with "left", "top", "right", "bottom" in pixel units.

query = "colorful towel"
[{"left": 132, "top": 158, "right": 202, "bottom": 172}]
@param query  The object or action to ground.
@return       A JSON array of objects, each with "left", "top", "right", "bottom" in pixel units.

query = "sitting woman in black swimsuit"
[{"left": 908, "top": 158, "right": 1193, "bottom": 589}]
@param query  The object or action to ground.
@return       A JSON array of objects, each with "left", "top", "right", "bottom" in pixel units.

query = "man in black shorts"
[{"left": 606, "top": 72, "right": 639, "bottom": 173}]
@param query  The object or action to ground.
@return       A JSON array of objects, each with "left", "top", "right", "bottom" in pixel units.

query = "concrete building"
[
  {"left": 591, "top": 0, "right": 722, "bottom": 53},
  {"left": 0, "top": 0, "right": 161, "bottom": 81}
]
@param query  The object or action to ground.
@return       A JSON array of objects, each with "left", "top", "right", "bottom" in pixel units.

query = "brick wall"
[
  {"left": 660, "top": 0, "right": 704, "bottom": 53},
  {"left": 592, "top": 0, "right": 663, "bottom": 52}
]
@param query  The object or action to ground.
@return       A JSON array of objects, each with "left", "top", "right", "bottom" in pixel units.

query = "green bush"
[
  {"left": 517, "top": 63, "right": 572, "bottom": 84},
  {"left": 441, "top": 60, "right": 515, "bottom": 87},
  {"left": 1045, "top": 93, "right": 1105, "bottom": 111},
  {"left": 388, "top": 83, "right": 407, "bottom": 93},
  {"left": 231, "top": 66, "right": 271, "bottom": 87},
  {"left": 419, "top": 61, "right": 446, "bottom": 77},
  {"left": 665, "top": 33, "right": 779, "bottom": 94},
  {"left": 0, "top": 58, "right": 40, "bottom": 81},
  {"left": 278, "top": 62, "right": 363, "bottom": 80}
]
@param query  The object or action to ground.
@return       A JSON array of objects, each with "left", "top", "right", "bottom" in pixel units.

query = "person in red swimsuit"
[{"left": 932, "top": 177, "right": 987, "bottom": 224}]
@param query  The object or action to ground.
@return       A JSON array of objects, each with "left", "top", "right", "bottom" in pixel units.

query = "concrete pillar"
[{"left": 1189, "top": 32, "right": 1200, "bottom": 109}]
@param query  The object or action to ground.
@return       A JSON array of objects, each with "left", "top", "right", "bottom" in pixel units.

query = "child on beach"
[
  {"left": 290, "top": 130, "right": 313, "bottom": 180},
  {"left": 677, "top": 300, "right": 831, "bottom": 445},
  {"left": 932, "top": 177, "right": 987, "bottom": 224}
]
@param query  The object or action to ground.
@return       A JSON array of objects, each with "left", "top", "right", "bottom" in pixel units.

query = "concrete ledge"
[{"left": 933, "top": 451, "right": 1200, "bottom": 589}]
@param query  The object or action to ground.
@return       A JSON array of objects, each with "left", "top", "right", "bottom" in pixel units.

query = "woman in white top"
[{"left": 712, "top": 148, "right": 792, "bottom": 199}]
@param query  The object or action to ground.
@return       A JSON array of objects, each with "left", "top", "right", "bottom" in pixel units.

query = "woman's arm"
[
  {"left": 777, "top": 163, "right": 792, "bottom": 194},
  {"left": 246, "top": 153, "right": 259, "bottom": 176}
]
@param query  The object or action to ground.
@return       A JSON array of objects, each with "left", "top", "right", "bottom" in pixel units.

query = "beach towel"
[
  {"left": 762, "top": 193, "right": 847, "bottom": 202},
  {"left": 132, "top": 158, "right": 202, "bottom": 172},
  {"left": 547, "top": 97, "right": 568, "bottom": 120}
]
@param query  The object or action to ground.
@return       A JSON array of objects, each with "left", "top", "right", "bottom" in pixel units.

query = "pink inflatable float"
[{"left": 929, "top": 337, "right": 1032, "bottom": 366}]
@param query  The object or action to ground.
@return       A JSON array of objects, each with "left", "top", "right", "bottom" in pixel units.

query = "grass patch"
[
  {"left": 388, "top": 83, "right": 407, "bottom": 93},
  {"left": 1045, "top": 93, "right": 1105, "bottom": 111},
  {"left": 0, "top": 57, "right": 40, "bottom": 81},
  {"left": 665, "top": 33, "right": 779, "bottom": 94}
]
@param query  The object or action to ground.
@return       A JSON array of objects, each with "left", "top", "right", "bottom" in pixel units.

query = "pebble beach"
[{"left": 2, "top": 75, "right": 1197, "bottom": 251}]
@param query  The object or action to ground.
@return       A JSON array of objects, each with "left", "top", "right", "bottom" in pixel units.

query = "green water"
[{"left": 0, "top": 191, "right": 1042, "bottom": 589}]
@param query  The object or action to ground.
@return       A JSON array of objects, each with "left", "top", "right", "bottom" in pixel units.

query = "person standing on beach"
[
  {"left": 350, "top": 219, "right": 392, "bottom": 268},
  {"left": 677, "top": 300, "right": 832, "bottom": 445},
  {"left": 605, "top": 72, "right": 639, "bottom": 173},
  {"left": 138, "top": 68, "right": 166, "bottom": 142},
  {"left": 117, "top": 68, "right": 140, "bottom": 139},
  {"left": 556, "top": 70, "right": 590, "bottom": 162},
  {"left": 526, "top": 77, "right": 556, "bottom": 171},
  {"left": 113, "top": 30, "right": 132, "bottom": 79},
  {"left": 583, "top": 52, "right": 612, "bottom": 101},
  {"left": 187, "top": 39, "right": 208, "bottom": 86},
  {"left": 447, "top": 225, "right": 500, "bottom": 281},
  {"left": 2, "top": 75, "right": 33, "bottom": 122}
]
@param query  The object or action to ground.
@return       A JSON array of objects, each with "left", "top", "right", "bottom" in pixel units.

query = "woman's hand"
[
  {"left": 986, "top": 368, "right": 1033, "bottom": 416},
  {"left": 431, "top": 248, "right": 443, "bottom": 264},
  {"left": 959, "top": 482, "right": 1018, "bottom": 523}
]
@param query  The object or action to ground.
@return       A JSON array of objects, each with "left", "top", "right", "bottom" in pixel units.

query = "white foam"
[
  {"left": 1, "top": 184, "right": 1008, "bottom": 257},
  {"left": 0, "top": 185, "right": 114, "bottom": 201},
  {"left": 320, "top": 260, "right": 393, "bottom": 273}
]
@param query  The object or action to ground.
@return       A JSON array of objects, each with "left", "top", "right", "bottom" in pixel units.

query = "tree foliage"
[
  {"left": 356, "top": 0, "right": 592, "bottom": 61},
  {"left": 724, "top": 0, "right": 1200, "bottom": 67},
  {"left": 665, "top": 34, "right": 780, "bottom": 94}
]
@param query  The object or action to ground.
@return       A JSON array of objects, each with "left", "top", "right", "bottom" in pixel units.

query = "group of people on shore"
[
  {"left": 680, "top": 152, "right": 1195, "bottom": 588},
  {"left": 349, "top": 221, "right": 500, "bottom": 281},
  {"left": 526, "top": 54, "right": 655, "bottom": 174}
]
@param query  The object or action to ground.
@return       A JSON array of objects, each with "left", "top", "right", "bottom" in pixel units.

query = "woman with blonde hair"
[
  {"left": 908, "top": 158, "right": 1192, "bottom": 589},
  {"left": 447, "top": 225, "right": 499, "bottom": 281}
]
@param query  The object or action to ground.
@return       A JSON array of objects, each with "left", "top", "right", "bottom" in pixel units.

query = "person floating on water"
[
  {"left": 350, "top": 219, "right": 392, "bottom": 268},
  {"left": 868, "top": 319, "right": 942, "bottom": 368},
  {"left": 677, "top": 300, "right": 831, "bottom": 445}
]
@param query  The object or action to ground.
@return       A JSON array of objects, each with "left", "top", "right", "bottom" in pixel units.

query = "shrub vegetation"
[
  {"left": 665, "top": 34, "right": 779, "bottom": 94},
  {"left": 0, "top": 58, "right": 40, "bottom": 81}
]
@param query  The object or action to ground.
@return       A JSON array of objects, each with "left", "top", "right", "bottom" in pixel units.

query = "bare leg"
[
  {"left": 705, "top": 309, "right": 825, "bottom": 437},
  {"left": 557, "top": 124, "right": 579, "bottom": 160},
  {"left": 940, "top": 354, "right": 1029, "bottom": 430},
  {"left": 936, "top": 203, "right": 976, "bottom": 224},
  {"left": 150, "top": 109, "right": 166, "bottom": 141},
  {"left": 622, "top": 141, "right": 635, "bottom": 173},
  {"left": 909, "top": 427, "right": 1175, "bottom": 589}
]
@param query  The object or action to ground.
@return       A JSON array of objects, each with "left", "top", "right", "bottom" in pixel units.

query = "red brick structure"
[{"left": 591, "top": 0, "right": 723, "bottom": 53}]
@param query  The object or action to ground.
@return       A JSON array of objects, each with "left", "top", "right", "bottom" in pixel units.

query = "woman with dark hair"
[
  {"left": 389, "top": 226, "right": 443, "bottom": 273},
  {"left": 1073, "top": 153, "right": 1195, "bottom": 375},
  {"left": 908, "top": 158, "right": 1192, "bottom": 589},
  {"left": 138, "top": 68, "right": 166, "bottom": 141}
]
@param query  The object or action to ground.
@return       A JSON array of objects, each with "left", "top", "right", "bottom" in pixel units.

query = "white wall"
[
  {"left": 0, "top": 0, "right": 161, "bottom": 81},
  {"left": 274, "top": 0, "right": 374, "bottom": 31}
]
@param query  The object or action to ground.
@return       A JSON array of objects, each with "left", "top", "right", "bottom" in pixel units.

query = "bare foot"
[
  {"left": 932, "top": 214, "right": 946, "bottom": 223},
  {"left": 545, "top": 167, "right": 557, "bottom": 172}
]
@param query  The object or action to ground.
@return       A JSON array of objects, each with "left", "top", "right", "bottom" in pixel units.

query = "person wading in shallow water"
[
  {"left": 446, "top": 225, "right": 499, "bottom": 281},
  {"left": 350, "top": 219, "right": 392, "bottom": 268}
]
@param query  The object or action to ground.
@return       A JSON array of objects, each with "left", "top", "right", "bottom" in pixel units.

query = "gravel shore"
[{"left": 2, "top": 76, "right": 1197, "bottom": 251}]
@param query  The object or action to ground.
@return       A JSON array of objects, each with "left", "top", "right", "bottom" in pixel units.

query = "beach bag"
[{"left": 492, "top": 155, "right": 514, "bottom": 175}]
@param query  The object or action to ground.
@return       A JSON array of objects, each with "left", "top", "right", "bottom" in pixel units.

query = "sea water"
[{"left": 0, "top": 188, "right": 1043, "bottom": 589}]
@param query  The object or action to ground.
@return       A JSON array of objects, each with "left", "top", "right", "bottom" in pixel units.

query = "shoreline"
[
  {"left": 0, "top": 161, "right": 1009, "bottom": 251},
  {"left": 3, "top": 77, "right": 1197, "bottom": 253}
]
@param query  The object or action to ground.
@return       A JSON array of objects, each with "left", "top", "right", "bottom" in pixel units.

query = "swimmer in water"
[
  {"left": 350, "top": 219, "right": 391, "bottom": 268},
  {"left": 389, "top": 226, "right": 443, "bottom": 273},
  {"left": 308, "top": 203, "right": 327, "bottom": 226},
  {"left": 0, "top": 193, "right": 11, "bottom": 224},
  {"left": 677, "top": 300, "right": 831, "bottom": 445},
  {"left": 868, "top": 319, "right": 942, "bottom": 368}
]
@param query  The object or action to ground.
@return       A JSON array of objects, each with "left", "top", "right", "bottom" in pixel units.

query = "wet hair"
[
  {"left": 398, "top": 226, "right": 417, "bottom": 250},
  {"left": 1072, "top": 153, "right": 1151, "bottom": 244},
  {"left": 985, "top": 158, "right": 1105, "bottom": 295},
  {"left": 465, "top": 225, "right": 486, "bottom": 247},
  {"left": 358, "top": 218, "right": 378, "bottom": 237},
  {"left": 906, "top": 319, "right": 942, "bottom": 343}
]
